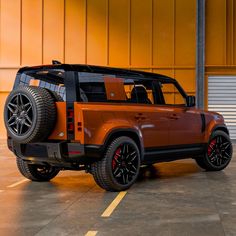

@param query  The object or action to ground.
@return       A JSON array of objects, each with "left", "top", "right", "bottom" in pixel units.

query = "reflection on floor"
[{"left": 0, "top": 139, "right": 236, "bottom": 236}]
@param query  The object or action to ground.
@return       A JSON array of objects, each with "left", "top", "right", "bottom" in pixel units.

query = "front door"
[{"left": 159, "top": 81, "right": 203, "bottom": 146}]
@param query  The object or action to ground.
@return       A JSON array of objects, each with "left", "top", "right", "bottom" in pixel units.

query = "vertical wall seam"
[
  {"left": 0, "top": 0, "right": 1, "bottom": 65},
  {"left": 20, "top": 0, "right": 22, "bottom": 65},
  {"left": 151, "top": 0, "right": 154, "bottom": 72},
  {"left": 106, "top": 0, "right": 109, "bottom": 66},
  {"left": 224, "top": 0, "right": 228, "bottom": 65},
  {"left": 128, "top": 0, "right": 131, "bottom": 68},
  {"left": 63, "top": 0, "right": 66, "bottom": 63},
  {"left": 232, "top": 0, "right": 234, "bottom": 64},
  {"left": 85, "top": 0, "right": 87, "bottom": 64},
  {"left": 173, "top": 0, "right": 176, "bottom": 79},
  {"left": 42, "top": 0, "right": 44, "bottom": 64}
]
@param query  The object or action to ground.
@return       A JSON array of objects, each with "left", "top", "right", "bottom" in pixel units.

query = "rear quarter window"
[{"left": 16, "top": 69, "right": 66, "bottom": 101}]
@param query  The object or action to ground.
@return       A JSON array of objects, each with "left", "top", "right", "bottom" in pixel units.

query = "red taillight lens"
[
  {"left": 67, "top": 109, "right": 74, "bottom": 118},
  {"left": 68, "top": 123, "right": 74, "bottom": 131},
  {"left": 67, "top": 109, "right": 74, "bottom": 133}
]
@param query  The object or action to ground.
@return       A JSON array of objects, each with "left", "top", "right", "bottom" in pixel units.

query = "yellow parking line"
[
  {"left": 85, "top": 231, "right": 98, "bottom": 236},
  {"left": 7, "top": 179, "right": 28, "bottom": 188},
  {"left": 101, "top": 191, "right": 127, "bottom": 217}
]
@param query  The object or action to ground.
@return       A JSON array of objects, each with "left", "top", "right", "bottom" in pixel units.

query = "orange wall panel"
[
  {"left": 0, "top": 0, "right": 21, "bottom": 66},
  {"left": 205, "top": 0, "right": 226, "bottom": 65},
  {"left": 21, "top": 0, "right": 42, "bottom": 65},
  {"left": 108, "top": 0, "right": 129, "bottom": 66},
  {"left": 87, "top": 0, "right": 107, "bottom": 65},
  {"left": 130, "top": 0, "right": 152, "bottom": 66},
  {"left": 175, "top": 0, "right": 196, "bottom": 66},
  {"left": 43, "top": 0, "right": 64, "bottom": 64},
  {"left": 153, "top": 0, "right": 174, "bottom": 67},
  {"left": 65, "top": 0, "right": 86, "bottom": 64}
]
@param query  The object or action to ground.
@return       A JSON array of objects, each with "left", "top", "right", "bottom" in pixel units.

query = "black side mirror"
[{"left": 186, "top": 96, "right": 196, "bottom": 107}]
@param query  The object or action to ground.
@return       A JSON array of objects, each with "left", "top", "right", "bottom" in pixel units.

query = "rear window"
[{"left": 17, "top": 69, "right": 66, "bottom": 101}]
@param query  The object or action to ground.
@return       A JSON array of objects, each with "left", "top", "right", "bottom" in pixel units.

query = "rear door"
[{"left": 124, "top": 79, "right": 170, "bottom": 148}]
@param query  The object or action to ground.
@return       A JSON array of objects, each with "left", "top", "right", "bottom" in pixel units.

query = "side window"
[
  {"left": 124, "top": 80, "right": 155, "bottom": 105},
  {"left": 78, "top": 72, "right": 137, "bottom": 103},
  {"left": 159, "top": 82, "right": 186, "bottom": 106}
]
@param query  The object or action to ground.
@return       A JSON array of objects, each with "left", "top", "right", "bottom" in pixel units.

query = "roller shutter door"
[{"left": 208, "top": 76, "right": 236, "bottom": 140}]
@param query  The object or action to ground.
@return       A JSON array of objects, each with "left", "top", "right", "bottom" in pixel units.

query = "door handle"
[
  {"left": 134, "top": 113, "right": 147, "bottom": 120},
  {"left": 169, "top": 114, "right": 180, "bottom": 120}
]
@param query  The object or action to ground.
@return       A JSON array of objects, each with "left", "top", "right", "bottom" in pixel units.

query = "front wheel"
[
  {"left": 91, "top": 136, "right": 141, "bottom": 191},
  {"left": 195, "top": 130, "right": 233, "bottom": 171},
  {"left": 16, "top": 157, "right": 60, "bottom": 181}
]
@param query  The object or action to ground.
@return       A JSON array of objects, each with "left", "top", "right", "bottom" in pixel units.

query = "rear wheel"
[
  {"left": 16, "top": 157, "right": 60, "bottom": 181},
  {"left": 195, "top": 130, "right": 233, "bottom": 171},
  {"left": 91, "top": 136, "right": 141, "bottom": 191}
]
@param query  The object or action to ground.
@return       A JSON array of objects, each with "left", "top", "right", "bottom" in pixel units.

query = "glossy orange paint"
[{"left": 72, "top": 102, "right": 225, "bottom": 148}]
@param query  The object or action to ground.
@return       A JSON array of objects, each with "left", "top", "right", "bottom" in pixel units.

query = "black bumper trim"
[{"left": 10, "top": 140, "right": 102, "bottom": 166}]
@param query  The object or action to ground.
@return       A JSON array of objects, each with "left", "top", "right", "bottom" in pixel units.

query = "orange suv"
[{"left": 4, "top": 63, "right": 233, "bottom": 191}]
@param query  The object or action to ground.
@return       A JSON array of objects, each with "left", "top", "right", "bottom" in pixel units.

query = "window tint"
[
  {"left": 18, "top": 70, "right": 66, "bottom": 101},
  {"left": 159, "top": 82, "right": 186, "bottom": 106},
  {"left": 128, "top": 80, "right": 155, "bottom": 104},
  {"left": 78, "top": 72, "right": 137, "bottom": 103}
]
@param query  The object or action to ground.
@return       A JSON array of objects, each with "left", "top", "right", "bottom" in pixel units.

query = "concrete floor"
[{"left": 0, "top": 140, "right": 236, "bottom": 236}]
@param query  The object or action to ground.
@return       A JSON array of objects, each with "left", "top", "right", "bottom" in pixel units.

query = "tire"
[
  {"left": 48, "top": 90, "right": 64, "bottom": 102},
  {"left": 16, "top": 157, "right": 60, "bottom": 181},
  {"left": 91, "top": 136, "right": 141, "bottom": 191},
  {"left": 4, "top": 86, "right": 56, "bottom": 143},
  {"left": 195, "top": 130, "right": 233, "bottom": 171}
]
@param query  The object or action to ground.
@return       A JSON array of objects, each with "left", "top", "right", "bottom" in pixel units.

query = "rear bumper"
[{"left": 8, "top": 139, "right": 102, "bottom": 167}]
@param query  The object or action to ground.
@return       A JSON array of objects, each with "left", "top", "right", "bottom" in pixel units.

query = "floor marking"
[
  {"left": 101, "top": 191, "right": 127, "bottom": 217},
  {"left": 85, "top": 231, "right": 98, "bottom": 236},
  {"left": 7, "top": 179, "right": 29, "bottom": 188}
]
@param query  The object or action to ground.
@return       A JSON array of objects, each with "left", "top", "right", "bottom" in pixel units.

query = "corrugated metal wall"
[
  {"left": 0, "top": 0, "right": 196, "bottom": 138},
  {"left": 208, "top": 76, "right": 236, "bottom": 139}
]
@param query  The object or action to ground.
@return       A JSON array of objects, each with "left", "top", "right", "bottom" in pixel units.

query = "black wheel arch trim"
[
  {"left": 102, "top": 128, "right": 144, "bottom": 160},
  {"left": 211, "top": 124, "right": 230, "bottom": 136}
]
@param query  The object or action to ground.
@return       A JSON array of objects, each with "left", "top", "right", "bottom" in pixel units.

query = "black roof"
[{"left": 18, "top": 64, "right": 175, "bottom": 82}]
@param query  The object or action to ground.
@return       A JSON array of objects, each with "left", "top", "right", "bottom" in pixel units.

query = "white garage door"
[{"left": 208, "top": 76, "right": 236, "bottom": 140}]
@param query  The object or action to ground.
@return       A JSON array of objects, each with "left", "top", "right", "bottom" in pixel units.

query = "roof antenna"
[{"left": 52, "top": 60, "right": 61, "bottom": 65}]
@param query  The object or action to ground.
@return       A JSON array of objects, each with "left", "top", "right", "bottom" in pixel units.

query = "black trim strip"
[
  {"left": 200, "top": 113, "right": 206, "bottom": 133},
  {"left": 143, "top": 143, "right": 206, "bottom": 164}
]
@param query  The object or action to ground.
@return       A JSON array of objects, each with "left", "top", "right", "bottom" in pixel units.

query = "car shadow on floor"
[{"left": 137, "top": 160, "right": 201, "bottom": 182}]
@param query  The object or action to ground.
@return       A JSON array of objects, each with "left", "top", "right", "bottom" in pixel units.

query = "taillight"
[{"left": 67, "top": 109, "right": 74, "bottom": 134}]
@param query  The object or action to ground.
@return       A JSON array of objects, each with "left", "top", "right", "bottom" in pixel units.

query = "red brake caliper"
[
  {"left": 208, "top": 139, "right": 216, "bottom": 156},
  {"left": 112, "top": 148, "right": 121, "bottom": 170}
]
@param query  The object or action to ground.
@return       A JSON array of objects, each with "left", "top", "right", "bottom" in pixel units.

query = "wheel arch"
[
  {"left": 211, "top": 125, "right": 229, "bottom": 136},
  {"left": 103, "top": 128, "right": 144, "bottom": 160}
]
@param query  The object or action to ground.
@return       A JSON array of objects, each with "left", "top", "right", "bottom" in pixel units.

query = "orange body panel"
[{"left": 72, "top": 103, "right": 224, "bottom": 148}]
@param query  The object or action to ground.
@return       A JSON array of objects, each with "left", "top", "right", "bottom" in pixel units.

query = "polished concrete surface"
[{"left": 0, "top": 140, "right": 236, "bottom": 236}]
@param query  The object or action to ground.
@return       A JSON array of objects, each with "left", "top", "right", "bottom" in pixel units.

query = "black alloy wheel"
[
  {"left": 6, "top": 93, "right": 34, "bottom": 136},
  {"left": 112, "top": 143, "right": 139, "bottom": 185},
  {"left": 207, "top": 134, "right": 232, "bottom": 167},
  {"left": 195, "top": 130, "right": 233, "bottom": 171},
  {"left": 92, "top": 136, "right": 141, "bottom": 191},
  {"left": 4, "top": 86, "right": 56, "bottom": 143}
]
